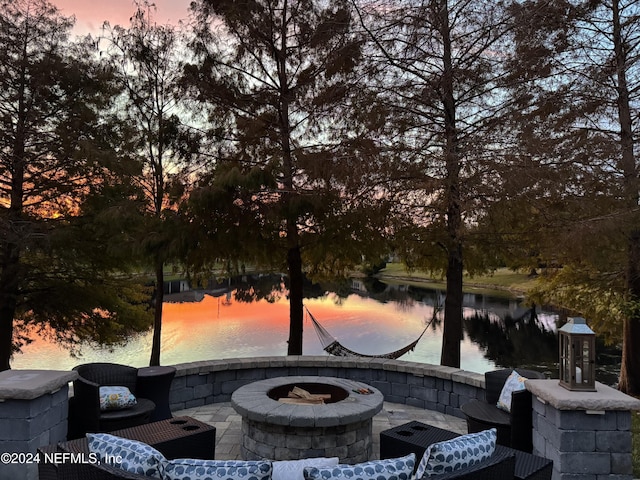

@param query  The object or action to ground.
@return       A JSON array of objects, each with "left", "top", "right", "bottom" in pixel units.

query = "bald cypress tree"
[
  {"left": 102, "top": 2, "right": 202, "bottom": 366},
  {"left": 185, "top": 0, "right": 389, "bottom": 355},
  {"left": 0, "top": 0, "right": 152, "bottom": 370},
  {"left": 356, "top": 0, "right": 514, "bottom": 367},
  {"left": 500, "top": 0, "right": 640, "bottom": 394}
]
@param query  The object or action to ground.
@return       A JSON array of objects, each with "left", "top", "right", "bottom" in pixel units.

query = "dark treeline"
[{"left": 0, "top": 0, "right": 638, "bottom": 394}]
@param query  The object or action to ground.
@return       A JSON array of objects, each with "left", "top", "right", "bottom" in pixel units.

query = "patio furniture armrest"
[
  {"left": 416, "top": 449, "right": 516, "bottom": 480},
  {"left": 485, "top": 369, "right": 513, "bottom": 405},
  {"left": 56, "top": 438, "right": 150, "bottom": 480},
  {"left": 56, "top": 462, "right": 149, "bottom": 480},
  {"left": 69, "top": 376, "right": 101, "bottom": 435},
  {"left": 510, "top": 388, "right": 534, "bottom": 452},
  {"left": 37, "top": 444, "right": 60, "bottom": 480}
]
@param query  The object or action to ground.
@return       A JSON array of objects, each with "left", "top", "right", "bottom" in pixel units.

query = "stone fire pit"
[{"left": 231, "top": 376, "right": 383, "bottom": 463}]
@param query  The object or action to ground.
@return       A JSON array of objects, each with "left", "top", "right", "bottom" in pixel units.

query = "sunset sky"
[{"left": 52, "top": 0, "right": 193, "bottom": 34}]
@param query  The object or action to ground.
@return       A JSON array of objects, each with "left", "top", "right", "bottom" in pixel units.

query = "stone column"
[
  {"left": 526, "top": 379, "right": 640, "bottom": 480},
  {"left": 0, "top": 370, "right": 77, "bottom": 480}
]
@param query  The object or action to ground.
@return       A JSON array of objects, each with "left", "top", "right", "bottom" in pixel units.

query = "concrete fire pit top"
[{"left": 231, "top": 376, "right": 384, "bottom": 427}]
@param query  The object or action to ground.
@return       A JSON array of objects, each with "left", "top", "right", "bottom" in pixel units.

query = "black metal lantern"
[{"left": 558, "top": 317, "right": 596, "bottom": 391}]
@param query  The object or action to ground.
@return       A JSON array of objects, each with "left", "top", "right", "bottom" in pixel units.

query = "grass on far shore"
[{"left": 377, "top": 263, "right": 539, "bottom": 296}]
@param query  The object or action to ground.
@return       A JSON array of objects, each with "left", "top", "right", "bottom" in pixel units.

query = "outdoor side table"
[
  {"left": 380, "top": 421, "right": 458, "bottom": 468},
  {"left": 41, "top": 417, "right": 216, "bottom": 479},
  {"left": 137, "top": 365, "right": 177, "bottom": 421},
  {"left": 60, "top": 416, "right": 216, "bottom": 459},
  {"left": 380, "top": 421, "right": 552, "bottom": 480},
  {"left": 110, "top": 416, "right": 216, "bottom": 459}
]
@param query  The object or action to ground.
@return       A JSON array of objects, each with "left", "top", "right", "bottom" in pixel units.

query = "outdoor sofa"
[{"left": 38, "top": 417, "right": 519, "bottom": 480}]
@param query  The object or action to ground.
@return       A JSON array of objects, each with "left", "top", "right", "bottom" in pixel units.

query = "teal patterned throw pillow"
[
  {"left": 496, "top": 370, "right": 527, "bottom": 412},
  {"left": 87, "top": 433, "right": 166, "bottom": 479},
  {"left": 99, "top": 386, "right": 137, "bottom": 411},
  {"left": 303, "top": 453, "right": 415, "bottom": 480},
  {"left": 162, "top": 458, "right": 272, "bottom": 480},
  {"left": 415, "top": 428, "right": 496, "bottom": 478}
]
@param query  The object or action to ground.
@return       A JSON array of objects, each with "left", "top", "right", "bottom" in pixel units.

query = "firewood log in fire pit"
[{"left": 278, "top": 386, "right": 332, "bottom": 404}]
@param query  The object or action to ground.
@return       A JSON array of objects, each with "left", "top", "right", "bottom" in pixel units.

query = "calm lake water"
[{"left": 12, "top": 277, "right": 591, "bottom": 380}]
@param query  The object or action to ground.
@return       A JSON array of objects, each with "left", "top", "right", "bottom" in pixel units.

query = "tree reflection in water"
[
  {"left": 220, "top": 274, "right": 621, "bottom": 384},
  {"left": 463, "top": 309, "right": 621, "bottom": 385},
  {"left": 233, "top": 275, "right": 286, "bottom": 304},
  {"left": 463, "top": 308, "right": 558, "bottom": 374}
]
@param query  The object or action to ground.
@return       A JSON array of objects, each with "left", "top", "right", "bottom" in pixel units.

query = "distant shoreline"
[{"left": 375, "top": 264, "right": 535, "bottom": 298}]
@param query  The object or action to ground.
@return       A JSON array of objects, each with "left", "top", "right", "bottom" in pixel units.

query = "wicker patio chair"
[
  {"left": 68, "top": 363, "right": 156, "bottom": 439},
  {"left": 460, "top": 368, "right": 545, "bottom": 452}
]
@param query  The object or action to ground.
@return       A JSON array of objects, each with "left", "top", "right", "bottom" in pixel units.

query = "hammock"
[{"left": 306, "top": 307, "right": 430, "bottom": 359}]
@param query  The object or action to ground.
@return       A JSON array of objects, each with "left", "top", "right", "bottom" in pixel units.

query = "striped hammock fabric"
[{"left": 306, "top": 307, "right": 429, "bottom": 359}]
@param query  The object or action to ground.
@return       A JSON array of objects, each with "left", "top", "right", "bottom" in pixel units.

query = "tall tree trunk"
[
  {"left": 0, "top": 68, "right": 27, "bottom": 371},
  {"left": 277, "top": 3, "right": 304, "bottom": 356},
  {"left": 149, "top": 259, "right": 164, "bottom": 366},
  {"left": 0, "top": 159, "right": 23, "bottom": 373},
  {"left": 287, "top": 243, "right": 304, "bottom": 355},
  {"left": 0, "top": 246, "right": 20, "bottom": 372},
  {"left": 442, "top": 244, "right": 463, "bottom": 367},
  {"left": 620, "top": 231, "right": 640, "bottom": 394},
  {"left": 437, "top": 0, "right": 463, "bottom": 368},
  {"left": 612, "top": 0, "right": 640, "bottom": 395}
]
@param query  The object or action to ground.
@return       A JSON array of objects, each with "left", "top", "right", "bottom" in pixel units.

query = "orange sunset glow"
[{"left": 11, "top": 290, "right": 497, "bottom": 374}]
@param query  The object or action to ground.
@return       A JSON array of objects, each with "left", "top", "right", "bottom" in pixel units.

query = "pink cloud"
[{"left": 52, "top": 0, "right": 193, "bottom": 34}]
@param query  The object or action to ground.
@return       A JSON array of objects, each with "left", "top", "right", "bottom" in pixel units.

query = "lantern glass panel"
[
  {"left": 582, "top": 340, "right": 590, "bottom": 384},
  {"left": 562, "top": 336, "right": 570, "bottom": 382},
  {"left": 571, "top": 337, "right": 579, "bottom": 384}
]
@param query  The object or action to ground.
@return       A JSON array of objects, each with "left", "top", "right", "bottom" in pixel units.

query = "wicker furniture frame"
[
  {"left": 380, "top": 420, "right": 553, "bottom": 480},
  {"left": 460, "top": 368, "right": 545, "bottom": 452},
  {"left": 68, "top": 363, "right": 157, "bottom": 439},
  {"left": 38, "top": 416, "right": 216, "bottom": 480},
  {"left": 136, "top": 366, "right": 176, "bottom": 422}
]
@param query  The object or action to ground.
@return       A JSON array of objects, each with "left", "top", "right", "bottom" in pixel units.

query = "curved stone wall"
[{"left": 168, "top": 356, "right": 485, "bottom": 420}]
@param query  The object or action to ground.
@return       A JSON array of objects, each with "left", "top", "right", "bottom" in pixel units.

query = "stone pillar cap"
[
  {"left": 0, "top": 370, "right": 77, "bottom": 400},
  {"left": 526, "top": 379, "right": 640, "bottom": 411}
]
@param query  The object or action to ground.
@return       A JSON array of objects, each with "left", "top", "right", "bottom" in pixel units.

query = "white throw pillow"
[
  {"left": 273, "top": 457, "right": 339, "bottom": 480},
  {"left": 496, "top": 370, "right": 527, "bottom": 412},
  {"left": 415, "top": 428, "right": 496, "bottom": 478}
]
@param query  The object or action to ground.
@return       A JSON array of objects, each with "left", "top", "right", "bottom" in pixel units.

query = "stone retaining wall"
[
  {"left": 527, "top": 379, "right": 640, "bottom": 480},
  {"left": 0, "top": 370, "right": 77, "bottom": 480},
  {"left": 2, "top": 358, "right": 640, "bottom": 480},
  {"left": 168, "top": 357, "right": 640, "bottom": 480},
  {"left": 167, "top": 356, "right": 485, "bottom": 420}
]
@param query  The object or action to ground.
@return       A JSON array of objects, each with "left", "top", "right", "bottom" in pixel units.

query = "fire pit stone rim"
[{"left": 231, "top": 376, "right": 383, "bottom": 427}]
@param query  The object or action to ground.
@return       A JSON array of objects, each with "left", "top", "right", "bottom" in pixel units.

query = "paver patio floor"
[{"left": 174, "top": 401, "right": 467, "bottom": 460}]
